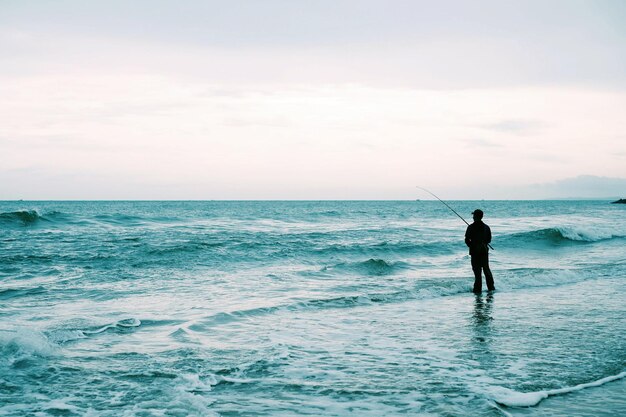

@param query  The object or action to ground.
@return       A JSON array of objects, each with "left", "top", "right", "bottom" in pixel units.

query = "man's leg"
[
  {"left": 483, "top": 254, "right": 495, "bottom": 291},
  {"left": 471, "top": 256, "right": 482, "bottom": 293}
]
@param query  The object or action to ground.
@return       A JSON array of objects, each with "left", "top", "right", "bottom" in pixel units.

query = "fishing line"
[{"left": 416, "top": 186, "right": 494, "bottom": 250}]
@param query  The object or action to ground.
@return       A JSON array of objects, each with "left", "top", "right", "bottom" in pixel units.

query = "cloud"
[
  {"left": 460, "top": 138, "right": 503, "bottom": 148},
  {"left": 481, "top": 119, "right": 549, "bottom": 135},
  {"left": 1, "top": 0, "right": 625, "bottom": 200},
  {"left": 432, "top": 175, "right": 626, "bottom": 200},
  {"left": 532, "top": 175, "right": 626, "bottom": 198},
  {"left": 1, "top": 1, "right": 626, "bottom": 88},
  {"left": 1, "top": 75, "right": 624, "bottom": 199}
]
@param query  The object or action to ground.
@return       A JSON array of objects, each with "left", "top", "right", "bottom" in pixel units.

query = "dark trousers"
[{"left": 471, "top": 253, "right": 495, "bottom": 293}]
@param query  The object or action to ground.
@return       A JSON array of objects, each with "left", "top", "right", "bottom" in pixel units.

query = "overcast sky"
[{"left": 1, "top": 0, "right": 625, "bottom": 199}]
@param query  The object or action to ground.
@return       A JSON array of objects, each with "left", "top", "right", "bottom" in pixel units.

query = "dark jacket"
[{"left": 465, "top": 221, "right": 491, "bottom": 256}]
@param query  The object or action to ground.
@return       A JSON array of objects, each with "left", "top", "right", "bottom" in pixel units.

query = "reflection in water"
[
  {"left": 469, "top": 293, "right": 495, "bottom": 373},
  {"left": 473, "top": 292, "right": 494, "bottom": 327},
  {"left": 472, "top": 293, "right": 494, "bottom": 350}
]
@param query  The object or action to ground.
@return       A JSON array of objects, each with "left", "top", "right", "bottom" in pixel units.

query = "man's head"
[{"left": 472, "top": 209, "right": 484, "bottom": 221}]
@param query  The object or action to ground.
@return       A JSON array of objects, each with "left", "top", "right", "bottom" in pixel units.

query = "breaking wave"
[
  {"left": 0, "top": 209, "right": 77, "bottom": 228},
  {"left": 505, "top": 226, "right": 625, "bottom": 244},
  {"left": 0, "top": 210, "right": 47, "bottom": 226},
  {"left": 0, "top": 209, "right": 176, "bottom": 229},
  {"left": 0, "top": 328, "right": 57, "bottom": 367},
  {"left": 321, "top": 258, "right": 410, "bottom": 276}
]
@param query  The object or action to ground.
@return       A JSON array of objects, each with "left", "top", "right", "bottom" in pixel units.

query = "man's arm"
[
  {"left": 485, "top": 225, "right": 492, "bottom": 244},
  {"left": 465, "top": 225, "right": 472, "bottom": 247}
]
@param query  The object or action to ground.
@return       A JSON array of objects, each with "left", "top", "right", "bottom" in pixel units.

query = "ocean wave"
[
  {"left": 155, "top": 236, "right": 454, "bottom": 262},
  {"left": 313, "top": 240, "right": 453, "bottom": 257},
  {"left": 0, "top": 209, "right": 179, "bottom": 229},
  {"left": 82, "top": 318, "right": 141, "bottom": 335},
  {"left": 309, "top": 210, "right": 342, "bottom": 217},
  {"left": 0, "top": 254, "right": 55, "bottom": 265},
  {"left": 0, "top": 209, "right": 78, "bottom": 228},
  {"left": 506, "top": 226, "right": 625, "bottom": 244},
  {"left": 0, "top": 210, "right": 47, "bottom": 226},
  {"left": 321, "top": 258, "right": 410, "bottom": 276},
  {"left": 93, "top": 213, "right": 148, "bottom": 226},
  {"left": 0, "top": 329, "right": 57, "bottom": 367},
  {"left": 486, "top": 370, "right": 626, "bottom": 407},
  {"left": 45, "top": 329, "right": 88, "bottom": 344},
  {"left": 43, "top": 318, "right": 142, "bottom": 344},
  {"left": 188, "top": 267, "right": 602, "bottom": 330},
  {"left": 188, "top": 283, "right": 474, "bottom": 331},
  {"left": 0, "top": 285, "right": 47, "bottom": 300},
  {"left": 146, "top": 241, "right": 225, "bottom": 256}
]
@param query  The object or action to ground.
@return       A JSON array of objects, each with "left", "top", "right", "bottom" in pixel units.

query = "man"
[{"left": 465, "top": 209, "right": 495, "bottom": 293}]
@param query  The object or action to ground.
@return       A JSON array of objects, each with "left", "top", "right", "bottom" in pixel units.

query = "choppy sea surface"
[{"left": 1, "top": 200, "right": 625, "bottom": 417}]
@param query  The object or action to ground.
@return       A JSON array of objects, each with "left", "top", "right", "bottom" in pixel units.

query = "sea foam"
[
  {"left": 487, "top": 371, "right": 626, "bottom": 407},
  {"left": 0, "top": 328, "right": 57, "bottom": 366}
]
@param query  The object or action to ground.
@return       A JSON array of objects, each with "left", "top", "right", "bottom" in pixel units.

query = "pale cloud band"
[{"left": 1, "top": 1, "right": 625, "bottom": 199}]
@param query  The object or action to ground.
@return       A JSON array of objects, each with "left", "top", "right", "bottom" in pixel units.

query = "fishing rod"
[{"left": 416, "top": 186, "right": 493, "bottom": 250}]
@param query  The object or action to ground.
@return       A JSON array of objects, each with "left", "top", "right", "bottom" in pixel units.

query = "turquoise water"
[{"left": 1, "top": 200, "right": 625, "bottom": 416}]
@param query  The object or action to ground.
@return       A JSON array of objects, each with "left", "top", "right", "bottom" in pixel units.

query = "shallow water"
[{"left": 1, "top": 200, "right": 624, "bottom": 416}]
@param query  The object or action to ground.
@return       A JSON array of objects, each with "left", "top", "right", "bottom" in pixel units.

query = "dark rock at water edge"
[{"left": 611, "top": 199, "right": 626, "bottom": 204}]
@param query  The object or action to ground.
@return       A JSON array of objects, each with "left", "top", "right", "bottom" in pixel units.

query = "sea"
[{"left": 1, "top": 200, "right": 625, "bottom": 417}]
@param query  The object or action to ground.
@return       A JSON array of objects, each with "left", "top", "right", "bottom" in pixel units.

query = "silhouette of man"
[{"left": 465, "top": 209, "right": 495, "bottom": 293}]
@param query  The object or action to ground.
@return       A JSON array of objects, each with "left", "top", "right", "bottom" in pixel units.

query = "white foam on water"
[
  {"left": 46, "top": 329, "right": 87, "bottom": 344},
  {"left": 82, "top": 318, "right": 141, "bottom": 335},
  {"left": 486, "top": 370, "right": 626, "bottom": 407},
  {"left": 0, "top": 328, "right": 57, "bottom": 366},
  {"left": 220, "top": 375, "right": 255, "bottom": 384},
  {"left": 43, "top": 398, "right": 80, "bottom": 413},
  {"left": 75, "top": 373, "right": 221, "bottom": 417},
  {"left": 504, "top": 358, "right": 532, "bottom": 379},
  {"left": 496, "top": 269, "right": 586, "bottom": 293},
  {"left": 166, "top": 373, "right": 220, "bottom": 417},
  {"left": 82, "top": 409, "right": 104, "bottom": 417},
  {"left": 556, "top": 225, "right": 626, "bottom": 242},
  {"left": 176, "top": 372, "right": 221, "bottom": 392},
  {"left": 188, "top": 267, "right": 600, "bottom": 333}
]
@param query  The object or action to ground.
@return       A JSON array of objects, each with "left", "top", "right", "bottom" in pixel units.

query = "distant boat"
[{"left": 611, "top": 198, "right": 626, "bottom": 204}]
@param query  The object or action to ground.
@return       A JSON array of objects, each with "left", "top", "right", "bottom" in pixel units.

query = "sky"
[{"left": 1, "top": 0, "right": 625, "bottom": 199}]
